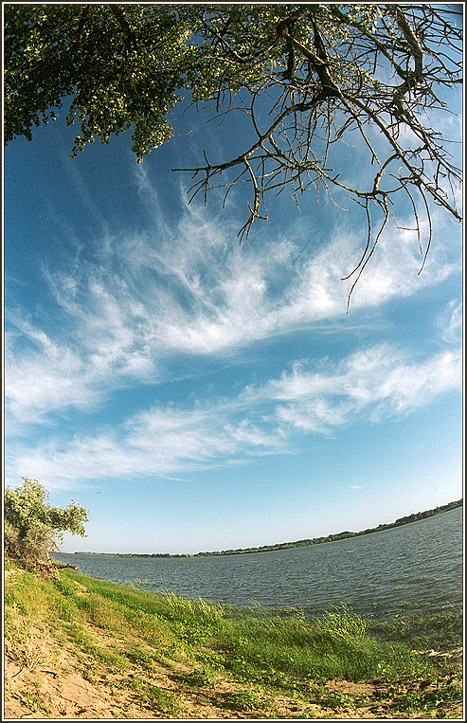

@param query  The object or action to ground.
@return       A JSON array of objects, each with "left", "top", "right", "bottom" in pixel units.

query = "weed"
[
  {"left": 18, "top": 684, "right": 50, "bottom": 714},
  {"left": 311, "top": 685, "right": 362, "bottom": 709},
  {"left": 4, "top": 563, "right": 463, "bottom": 720},
  {"left": 174, "top": 667, "right": 217, "bottom": 689},
  {"left": 301, "top": 706, "right": 321, "bottom": 718},
  {"left": 21, "top": 638, "right": 47, "bottom": 672},
  {"left": 124, "top": 644, "right": 156, "bottom": 669},
  {"left": 49, "top": 586, "right": 79, "bottom": 622},
  {"left": 96, "top": 646, "right": 129, "bottom": 673},
  {"left": 368, "top": 606, "right": 463, "bottom": 654},
  {"left": 140, "top": 682, "right": 183, "bottom": 716},
  {"left": 4, "top": 615, "right": 48, "bottom": 672},
  {"left": 224, "top": 688, "right": 267, "bottom": 712},
  {"left": 391, "top": 678, "right": 463, "bottom": 715},
  {"left": 82, "top": 667, "right": 100, "bottom": 684},
  {"left": 315, "top": 604, "right": 368, "bottom": 640},
  {"left": 53, "top": 577, "right": 77, "bottom": 597},
  {"left": 124, "top": 578, "right": 151, "bottom": 589}
]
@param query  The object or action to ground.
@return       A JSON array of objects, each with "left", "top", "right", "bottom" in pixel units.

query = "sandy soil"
[
  {"left": 4, "top": 628, "right": 463, "bottom": 720},
  {"left": 3, "top": 569, "right": 463, "bottom": 719}
]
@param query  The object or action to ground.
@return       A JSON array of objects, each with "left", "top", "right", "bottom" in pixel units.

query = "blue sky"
[{"left": 4, "top": 76, "right": 463, "bottom": 554}]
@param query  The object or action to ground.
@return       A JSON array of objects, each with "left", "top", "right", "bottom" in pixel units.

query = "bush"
[{"left": 4, "top": 478, "right": 88, "bottom": 573}]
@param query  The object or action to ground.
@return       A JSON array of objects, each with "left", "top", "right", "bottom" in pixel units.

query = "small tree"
[{"left": 4, "top": 478, "right": 88, "bottom": 574}]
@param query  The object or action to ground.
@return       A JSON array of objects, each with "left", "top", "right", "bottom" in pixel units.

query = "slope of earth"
[{"left": 3, "top": 565, "right": 463, "bottom": 719}]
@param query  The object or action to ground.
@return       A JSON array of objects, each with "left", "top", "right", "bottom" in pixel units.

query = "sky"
[{"left": 3, "top": 54, "right": 463, "bottom": 555}]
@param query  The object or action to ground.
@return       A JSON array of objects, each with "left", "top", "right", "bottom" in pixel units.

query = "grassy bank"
[{"left": 4, "top": 561, "right": 463, "bottom": 719}]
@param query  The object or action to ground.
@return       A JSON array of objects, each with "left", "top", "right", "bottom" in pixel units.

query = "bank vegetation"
[{"left": 4, "top": 562, "right": 462, "bottom": 719}]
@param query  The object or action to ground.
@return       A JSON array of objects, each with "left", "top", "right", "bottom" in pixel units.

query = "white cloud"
[
  {"left": 7, "top": 343, "right": 461, "bottom": 490},
  {"left": 436, "top": 300, "right": 462, "bottom": 346},
  {"left": 7, "top": 400, "right": 288, "bottom": 489},
  {"left": 5, "top": 179, "right": 461, "bottom": 430},
  {"left": 247, "top": 344, "right": 462, "bottom": 434},
  {"left": 4, "top": 325, "right": 97, "bottom": 426}
]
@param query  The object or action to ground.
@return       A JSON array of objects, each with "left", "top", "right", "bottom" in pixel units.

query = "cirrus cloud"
[
  {"left": 6, "top": 343, "right": 461, "bottom": 489},
  {"left": 5, "top": 185, "right": 460, "bottom": 430}
]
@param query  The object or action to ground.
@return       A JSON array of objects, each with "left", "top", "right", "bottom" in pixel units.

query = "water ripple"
[{"left": 55, "top": 507, "right": 463, "bottom": 618}]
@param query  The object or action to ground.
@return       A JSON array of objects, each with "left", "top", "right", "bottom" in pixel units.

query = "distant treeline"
[{"left": 76, "top": 499, "right": 462, "bottom": 559}]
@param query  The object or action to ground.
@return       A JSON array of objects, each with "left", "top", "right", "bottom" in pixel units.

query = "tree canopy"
[
  {"left": 4, "top": 4, "right": 463, "bottom": 299},
  {"left": 4, "top": 478, "right": 88, "bottom": 572}
]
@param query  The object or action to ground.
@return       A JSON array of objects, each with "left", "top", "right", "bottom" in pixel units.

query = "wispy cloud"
[
  {"left": 252, "top": 345, "right": 462, "bottom": 434},
  {"left": 5, "top": 321, "right": 98, "bottom": 426},
  {"left": 436, "top": 300, "right": 462, "bottom": 346},
  {"left": 7, "top": 343, "right": 461, "bottom": 489},
  {"left": 6, "top": 399, "right": 288, "bottom": 489},
  {"left": 5, "top": 183, "right": 460, "bottom": 431}
]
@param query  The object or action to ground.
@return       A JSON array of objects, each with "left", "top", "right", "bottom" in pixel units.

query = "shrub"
[{"left": 4, "top": 478, "right": 88, "bottom": 573}]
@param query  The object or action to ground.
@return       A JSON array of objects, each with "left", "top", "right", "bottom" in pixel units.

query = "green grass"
[
  {"left": 4, "top": 563, "right": 463, "bottom": 718},
  {"left": 368, "top": 605, "right": 463, "bottom": 653}
]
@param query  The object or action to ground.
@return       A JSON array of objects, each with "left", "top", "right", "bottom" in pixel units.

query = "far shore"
[{"left": 61, "top": 498, "right": 462, "bottom": 559}]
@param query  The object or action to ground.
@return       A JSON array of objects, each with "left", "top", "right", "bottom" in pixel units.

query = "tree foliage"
[
  {"left": 4, "top": 478, "right": 88, "bottom": 572},
  {"left": 4, "top": 4, "right": 463, "bottom": 299}
]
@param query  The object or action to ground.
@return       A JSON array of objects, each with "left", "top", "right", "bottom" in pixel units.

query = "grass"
[
  {"left": 4, "top": 563, "right": 463, "bottom": 719},
  {"left": 368, "top": 605, "right": 463, "bottom": 653}
]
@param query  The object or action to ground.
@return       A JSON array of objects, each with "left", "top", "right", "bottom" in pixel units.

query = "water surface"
[{"left": 55, "top": 506, "right": 463, "bottom": 618}]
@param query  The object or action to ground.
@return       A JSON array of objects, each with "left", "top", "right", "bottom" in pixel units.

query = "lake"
[{"left": 54, "top": 506, "right": 463, "bottom": 619}]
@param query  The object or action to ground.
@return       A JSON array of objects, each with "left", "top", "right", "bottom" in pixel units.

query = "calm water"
[{"left": 54, "top": 507, "right": 463, "bottom": 618}]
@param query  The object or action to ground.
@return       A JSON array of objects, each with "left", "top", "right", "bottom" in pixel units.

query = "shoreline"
[
  {"left": 64, "top": 498, "right": 462, "bottom": 559},
  {"left": 4, "top": 562, "right": 463, "bottom": 719}
]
